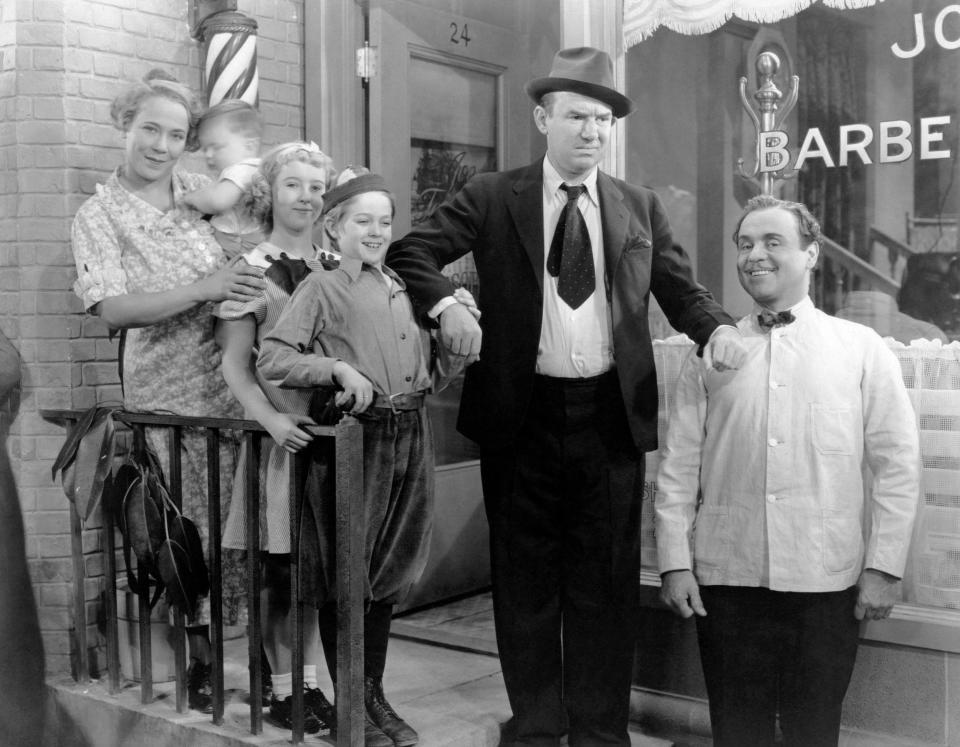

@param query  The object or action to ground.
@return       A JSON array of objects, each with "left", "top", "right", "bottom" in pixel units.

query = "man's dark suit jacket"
[{"left": 387, "top": 159, "right": 734, "bottom": 453}]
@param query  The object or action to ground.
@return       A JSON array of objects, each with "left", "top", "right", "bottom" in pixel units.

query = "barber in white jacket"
[{"left": 655, "top": 195, "right": 919, "bottom": 747}]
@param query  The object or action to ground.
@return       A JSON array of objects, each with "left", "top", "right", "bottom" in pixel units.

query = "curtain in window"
[
  {"left": 797, "top": 11, "right": 867, "bottom": 312},
  {"left": 624, "top": 0, "right": 881, "bottom": 47}
]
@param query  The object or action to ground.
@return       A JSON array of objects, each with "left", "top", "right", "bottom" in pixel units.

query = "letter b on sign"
[{"left": 759, "top": 131, "right": 789, "bottom": 173}]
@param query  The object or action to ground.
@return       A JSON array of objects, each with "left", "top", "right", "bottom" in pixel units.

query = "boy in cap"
[{"left": 258, "top": 170, "right": 466, "bottom": 746}]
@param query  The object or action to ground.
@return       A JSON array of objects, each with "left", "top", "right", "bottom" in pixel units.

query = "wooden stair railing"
[{"left": 813, "top": 234, "right": 903, "bottom": 313}]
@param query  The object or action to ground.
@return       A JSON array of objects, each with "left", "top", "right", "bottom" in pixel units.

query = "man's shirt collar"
[{"left": 542, "top": 157, "right": 599, "bottom": 206}]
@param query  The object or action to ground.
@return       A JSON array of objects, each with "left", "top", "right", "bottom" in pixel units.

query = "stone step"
[{"left": 45, "top": 633, "right": 671, "bottom": 747}]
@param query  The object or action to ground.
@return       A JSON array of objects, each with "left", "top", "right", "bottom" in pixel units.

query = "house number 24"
[{"left": 449, "top": 22, "right": 471, "bottom": 46}]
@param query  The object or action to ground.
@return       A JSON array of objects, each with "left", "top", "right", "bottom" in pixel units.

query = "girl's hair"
[
  {"left": 247, "top": 142, "right": 336, "bottom": 235},
  {"left": 197, "top": 99, "right": 262, "bottom": 140},
  {"left": 110, "top": 69, "right": 204, "bottom": 151},
  {"left": 321, "top": 167, "right": 396, "bottom": 248}
]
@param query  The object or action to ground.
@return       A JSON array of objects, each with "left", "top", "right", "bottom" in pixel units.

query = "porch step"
[
  {"left": 45, "top": 636, "right": 506, "bottom": 747},
  {"left": 45, "top": 633, "right": 672, "bottom": 747}
]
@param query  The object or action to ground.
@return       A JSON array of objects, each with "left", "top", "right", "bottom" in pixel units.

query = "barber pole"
[{"left": 197, "top": 11, "right": 259, "bottom": 106}]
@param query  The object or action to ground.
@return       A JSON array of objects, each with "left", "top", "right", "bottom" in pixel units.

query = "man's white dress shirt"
[
  {"left": 655, "top": 297, "right": 919, "bottom": 592},
  {"left": 535, "top": 158, "right": 614, "bottom": 378}
]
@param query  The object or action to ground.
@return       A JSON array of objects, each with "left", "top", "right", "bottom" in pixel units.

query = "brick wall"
[{"left": 6, "top": 0, "right": 305, "bottom": 677}]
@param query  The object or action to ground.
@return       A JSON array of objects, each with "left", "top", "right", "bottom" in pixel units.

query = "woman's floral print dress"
[{"left": 72, "top": 167, "right": 246, "bottom": 625}]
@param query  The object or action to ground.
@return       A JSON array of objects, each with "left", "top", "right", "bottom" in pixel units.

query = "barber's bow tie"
[{"left": 757, "top": 309, "right": 796, "bottom": 330}]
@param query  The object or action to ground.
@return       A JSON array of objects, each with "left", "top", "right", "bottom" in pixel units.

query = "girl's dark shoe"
[
  {"left": 268, "top": 695, "right": 327, "bottom": 735},
  {"left": 304, "top": 685, "right": 337, "bottom": 731}
]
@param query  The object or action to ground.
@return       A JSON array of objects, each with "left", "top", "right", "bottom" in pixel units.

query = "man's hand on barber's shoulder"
[
  {"left": 439, "top": 301, "right": 482, "bottom": 365},
  {"left": 703, "top": 325, "right": 747, "bottom": 373},
  {"left": 660, "top": 569, "right": 707, "bottom": 619},
  {"left": 855, "top": 568, "right": 901, "bottom": 621}
]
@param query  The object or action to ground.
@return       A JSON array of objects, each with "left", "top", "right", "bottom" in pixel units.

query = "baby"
[{"left": 184, "top": 99, "right": 264, "bottom": 257}]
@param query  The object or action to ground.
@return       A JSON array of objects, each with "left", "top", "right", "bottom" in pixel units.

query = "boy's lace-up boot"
[{"left": 364, "top": 675, "right": 418, "bottom": 746}]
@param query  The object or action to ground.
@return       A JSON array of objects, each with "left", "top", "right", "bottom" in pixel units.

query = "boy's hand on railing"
[
  {"left": 265, "top": 412, "right": 316, "bottom": 453},
  {"left": 332, "top": 362, "right": 374, "bottom": 414}
]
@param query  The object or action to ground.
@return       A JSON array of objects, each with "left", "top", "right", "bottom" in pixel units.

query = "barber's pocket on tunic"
[
  {"left": 811, "top": 404, "right": 855, "bottom": 456},
  {"left": 821, "top": 510, "right": 863, "bottom": 574},
  {"left": 692, "top": 505, "right": 730, "bottom": 570}
]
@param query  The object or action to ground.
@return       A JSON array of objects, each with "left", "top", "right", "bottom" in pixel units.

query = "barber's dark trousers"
[
  {"left": 480, "top": 370, "right": 643, "bottom": 747},
  {"left": 696, "top": 585, "right": 860, "bottom": 747}
]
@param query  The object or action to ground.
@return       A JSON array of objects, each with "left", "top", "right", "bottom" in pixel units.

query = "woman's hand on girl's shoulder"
[{"left": 200, "top": 255, "right": 266, "bottom": 303}]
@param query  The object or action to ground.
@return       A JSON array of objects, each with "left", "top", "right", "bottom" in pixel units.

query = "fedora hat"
[{"left": 525, "top": 47, "right": 634, "bottom": 119}]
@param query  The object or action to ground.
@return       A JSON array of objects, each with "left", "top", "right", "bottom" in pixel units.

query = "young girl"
[
  {"left": 257, "top": 170, "right": 469, "bottom": 747},
  {"left": 214, "top": 141, "right": 337, "bottom": 734}
]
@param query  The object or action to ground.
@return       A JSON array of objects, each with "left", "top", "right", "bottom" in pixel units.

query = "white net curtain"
[
  {"left": 623, "top": 0, "right": 883, "bottom": 46},
  {"left": 642, "top": 339, "right": 960, "bottom": 611}
]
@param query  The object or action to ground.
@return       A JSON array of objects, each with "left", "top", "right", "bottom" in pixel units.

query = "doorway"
[{"left": 307, "top": 0, "right": 559, "bottom": 610}]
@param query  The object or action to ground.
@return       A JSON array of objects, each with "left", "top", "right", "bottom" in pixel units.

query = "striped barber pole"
[{"left": 198, "top": 11, "right": 259, "bottom": 106}]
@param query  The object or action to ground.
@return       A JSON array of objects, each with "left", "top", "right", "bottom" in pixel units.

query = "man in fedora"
[{"left": 388, "top": 47, "right": 745, "bottom": 746}]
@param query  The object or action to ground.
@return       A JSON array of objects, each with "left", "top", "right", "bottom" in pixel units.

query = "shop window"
[{"left": 625, "top": 1, "right": 960, "bottom": 631}]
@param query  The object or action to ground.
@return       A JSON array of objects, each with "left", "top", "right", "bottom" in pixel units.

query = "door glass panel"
[{"left": 409, "top": 54, "right": 497, "bottom": 465}]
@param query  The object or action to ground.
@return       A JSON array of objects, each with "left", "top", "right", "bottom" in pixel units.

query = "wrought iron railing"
[{"left": 41, "top": 408, "right": 365, "bottom": 746}]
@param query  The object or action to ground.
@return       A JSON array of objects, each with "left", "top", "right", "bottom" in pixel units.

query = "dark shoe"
[
  {"left": 365, "top": 676, "right": 418, "bottom": 746},
  {"left": 187, "top": 660, "right": 214, "bottom": 714},
  {"left": 322, "top": 696, "right": 392, "bottom": 747},
  {"left": 364, "top": 712, "right": 395, "bottom": 747},
  {"left": 304, "top": 685, "right": 337, "bottom": 731},
  {"left": 268, "top": 695, "right": 327, "bottom": 735}
]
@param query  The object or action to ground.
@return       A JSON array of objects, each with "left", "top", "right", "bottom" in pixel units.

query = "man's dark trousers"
[
  {"left": 696, "top": 585, "right": 860, "bottom": 747},
  {"left": 480, "top": 369, "right": 643, "bottom": 747}
]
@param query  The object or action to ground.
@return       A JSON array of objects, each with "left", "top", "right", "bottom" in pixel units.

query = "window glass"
[{"left": 627, "top": 2, "right": 960, "bottom": 611}]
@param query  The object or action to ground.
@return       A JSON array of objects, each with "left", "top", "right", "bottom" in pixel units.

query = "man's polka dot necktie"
[{"left": 546, "top": 183, "right": 595, "bottom": 309}]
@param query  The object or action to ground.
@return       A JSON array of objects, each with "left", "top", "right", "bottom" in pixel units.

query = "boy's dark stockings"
[{"left": 317, "top": 600, "right": 392, "bottom": 679}]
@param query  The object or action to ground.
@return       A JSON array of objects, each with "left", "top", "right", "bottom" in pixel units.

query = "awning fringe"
[{"left": 624, "top": 0, "right": 883, "bottom": 48}]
